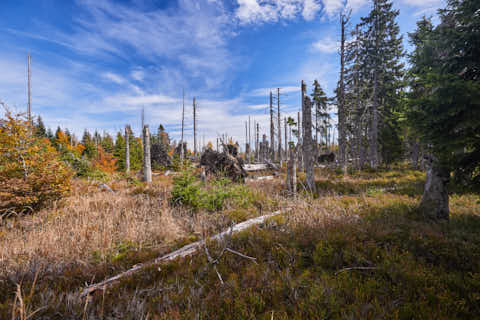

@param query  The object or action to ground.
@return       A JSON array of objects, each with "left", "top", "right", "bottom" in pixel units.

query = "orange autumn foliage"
[
  {"left": 0, "top": 113, "right": 73, "bottom": 212},
  {"left": 92, "top": 146, "right": 118, "bottom": 174}
]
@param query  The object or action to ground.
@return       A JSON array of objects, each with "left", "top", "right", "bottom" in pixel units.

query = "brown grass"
[
  {"left": 1, "top": 166, "right": 479, "bottom": 319},
  {"left": 0, "top": 178, "right": 186, "bottom": 278}
]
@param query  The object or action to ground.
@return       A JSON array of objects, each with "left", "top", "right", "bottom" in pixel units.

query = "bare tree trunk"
[
  {"left": 256, "top": 122, "right": 259, "bottom": 162},
  {"left": 297, "top": 111, "right": 303, "bottom": 172},
  {"left": 338, "top": 12, "right": 349, "bottom": 173},
  {"left": 284, "top": 116, "right": 287, "bottom": 161},
  {"left": 419, "top": 154, "right": 449, "bottom": 220},
  {"left": 193, "top": 97, "right": 197, "bottom": 159},
  {"left": 303, "top": 96, "right": 316, "bottom": 193},
  {"left": 245, "top": 121, "right": 248, "bottom": 160},
  {"left": 370, "top": 0, "right": 379, "bottom": 169},
  {"left": 143, "top": 125, "right": 152, "bottom": 183},
  {"left": 277, "top": 88, "right": 282, "bottom": 163},
  {"left": 262, "top": 134, "right": 267, "bottom": 162},
  {"left": 287, "top": 145, "right": 297, "bottom": 195},
  {"left": 180, "top": 89, "right": 185, "bottom": 164},
  {"left": 27, "top": 53, "right": 32, "bottom": 126},
  {"left": 411, "top": 138, "right": 420, "bottom": 169},
  {"left": 125, "top": 125, "right": 130, "bottom": 173},
  {"left": 249, "top": 116, "right": 252, "bottom": 164},
  {"left": 270, "top": 91, "right": 275, "bottom": 162}
]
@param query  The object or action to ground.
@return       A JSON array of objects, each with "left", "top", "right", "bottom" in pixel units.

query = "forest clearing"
[
  {"left": 1, "top": 164, "right": 479, "bottom": 318},
  {"left": 1, "top": 0, "right": 479, "bottom": 318}
]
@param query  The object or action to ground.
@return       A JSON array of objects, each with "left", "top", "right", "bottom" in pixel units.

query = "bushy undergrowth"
[
  {"left": 1, "top": 166, "right": 480, "bottom": 319},
  {"left": 170, "top": 170, "right": 260, "bottom": 212},
  {"left": 0, "top": 114, "right": 73, "bottom": 213}
]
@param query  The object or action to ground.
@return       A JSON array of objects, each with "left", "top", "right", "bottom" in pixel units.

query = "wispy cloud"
[
  {"left": 311, "top": 36, "right": 339, "bottom": 53},
  {"left": 249, "top": 86, "right": 300, "bottom": 97},
  {"left": 102, "top": 72, "right": 127, "bottom": 85}
]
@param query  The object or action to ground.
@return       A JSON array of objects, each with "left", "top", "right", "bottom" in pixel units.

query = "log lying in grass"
[
  {"left": 244, "top": 162, "right": 280, "bottom": 172},
  {"left": 80, "top": 209, "right": 288, "bottom": 297},
  {"left": 246, "top": 176, "right": 275, "bottom": 182}
]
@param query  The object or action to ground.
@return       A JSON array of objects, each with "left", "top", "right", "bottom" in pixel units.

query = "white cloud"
[
  {"left": 49, "top": 0, "right": 236, "bottom": 90},
  {"left": 247, "top": 104, "right": 269, "bottom": 110},
  {"left": 250, "top": 86, "right": 300, "bottom": 96},
  {"left": 401, "top": 0, "right": 444, "bottom": 7},
  {"left": 302, "top": 0, "right": 322, "bottom": 20},
  {"left": 131, "top": 69, "right": 145, "bottom": 81},
  {"left": 311, "top": 36, "right": 339, "bottom": 53},
  {"left": 106, "top": 94, "right": 179, "bottom": 106},
  {"left": 235, "top": 0, "right": 323, "bottom": 24},
  {"left": 102, "top": 72, "right": 126, "bottom": 84}
]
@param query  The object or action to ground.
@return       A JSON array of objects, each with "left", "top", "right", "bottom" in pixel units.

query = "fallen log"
[
  {"left": 246, "top": 175, "right": 274, "bottom": 182},
  {"left": 80, "top": 209, "right": 288, "bottom": 297},
  {"left": 244, "top": 164, "right": 269, "bottom": 171}
]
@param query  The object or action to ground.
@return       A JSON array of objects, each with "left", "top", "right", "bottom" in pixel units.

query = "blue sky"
[{"left": 0, "top": 0, "right": 445, "bottom": 148}]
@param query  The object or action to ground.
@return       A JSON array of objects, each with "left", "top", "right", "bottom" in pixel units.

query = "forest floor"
[{"left": 1, "top": 164, "right": 480, "bottom": 319}]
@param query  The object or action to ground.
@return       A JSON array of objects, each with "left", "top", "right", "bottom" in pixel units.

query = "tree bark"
[
  {"left": 338, "top": 12, "right": 349, "bottom": 173},
  {"left": 369, "top": 0, "right": 380, "bottom": 169},
  {"left": 419, "top": 154, "right": 449, "bottom": 220},
  {"left": 125, "top": 126, "right": 130, "bottom": 173},
  {"left": 193, "top": 97, "right": 197, "bottom": 159},
  {"left": 286, "top": 145, "right": 297, "bottom": 195},
  {"left": 180, "top": 89, "right": 185, "bottom": 164},
  {"left": 270, "top": 91, "right": 275, "bottom": 162},
  {"left": 277, "top": 88, "right": 282, "bottom": 163},
  {"left": 302, "top": 96, "right": 316, "bottom": 193},
  {"left": 143, "top": 125, "right": 152, "bottom": 183},
  {"left": 297, "top": 111, "right": 303, "bottom": 172}
]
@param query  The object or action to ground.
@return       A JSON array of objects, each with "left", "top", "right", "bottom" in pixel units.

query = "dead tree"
[
  {"left": 143, "top": 125, "right": 152, "bottom": 183},
  {"left": 297, "top": 89, "right": 304, "bottom": 172},
  {"left": 180, "top": 89, "right": 185, "bottom": 164},
  {"left": 286, "top": 145, "right": 297, "bottom": 195},
  {"left": 269, "top": 91, "right": 275, "bottom": 162},
  {"left": 302, "top": 96, "right": 316, "bottom": 193},
  {"left": 256, "top": 122, "right": 259, "bottom": 162},
  {"left": 338, "top": 11, "right": 350, "bottom": 173},
  {"left": 261, "top": 134, "right": 268, "bottom": 162},
  {"left": 284, "top": 116, "right": 287, "bottom": 161},
  {"left": 419, "top": 154, "right": 449, "bottom": 220},
  {"left": 125, "top": 125, "right": 130, "bottom": 173},
  {"left": 248, "top": 116, "right": 252, "bottom": 163},
  {"left": 277, "top": 88, "right": 282, "bottom": 163},
  {"left": 193, "top": 97, "right": 197, "bottom": 159},
  {"left": 27, "top": 53, "right": 32, "bottom": 126},
  {"left": 245, "top": 121, "right": 248, "bottom": 160}
]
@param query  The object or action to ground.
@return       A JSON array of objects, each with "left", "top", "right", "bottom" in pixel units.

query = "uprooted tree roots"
[{"left": 200, "top": 148, "right": 247, "bottom": 182}]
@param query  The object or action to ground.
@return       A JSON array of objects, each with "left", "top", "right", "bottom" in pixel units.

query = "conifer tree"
[
  {"left": 359, "top": 0, "right": 405, "bottom": 167},
  {"left": 311, "top": 80, "right": 330, "bottom": 153},
  {"left": 35, "top": 116, "right": 47, "bottom": 138},
  {"left": 408, "top": 0, "right": 480, "bottom": 218}
]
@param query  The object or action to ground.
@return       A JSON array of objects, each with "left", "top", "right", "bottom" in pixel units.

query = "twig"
[
  {"left": 225, "top": 248, "right": 257, "bottom": 264},
  {"left": 81, "top": 208, "right": 291, "bottom": 297},
  {"left": 335, "top": 267, "right": 377, "bottom": 275}
]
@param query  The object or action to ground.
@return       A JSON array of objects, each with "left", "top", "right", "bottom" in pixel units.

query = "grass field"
[{"left": 1, "top": 164, "right": 479, "bottom": 319}]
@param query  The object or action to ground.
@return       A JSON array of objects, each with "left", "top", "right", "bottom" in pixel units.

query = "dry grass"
[
  {"left": 1, "top": 166, "right": 479, "bottom": 318},
  {"left": 0, "top": 178, "right": 187, "bottom": 278}
]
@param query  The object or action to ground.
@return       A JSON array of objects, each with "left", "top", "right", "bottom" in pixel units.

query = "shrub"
[
  {"left": 170, "top": 171, "right": 258, "bottom": 212},
  {"left": 0, "top": 112, "right": 73, "bottom": 212}
]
